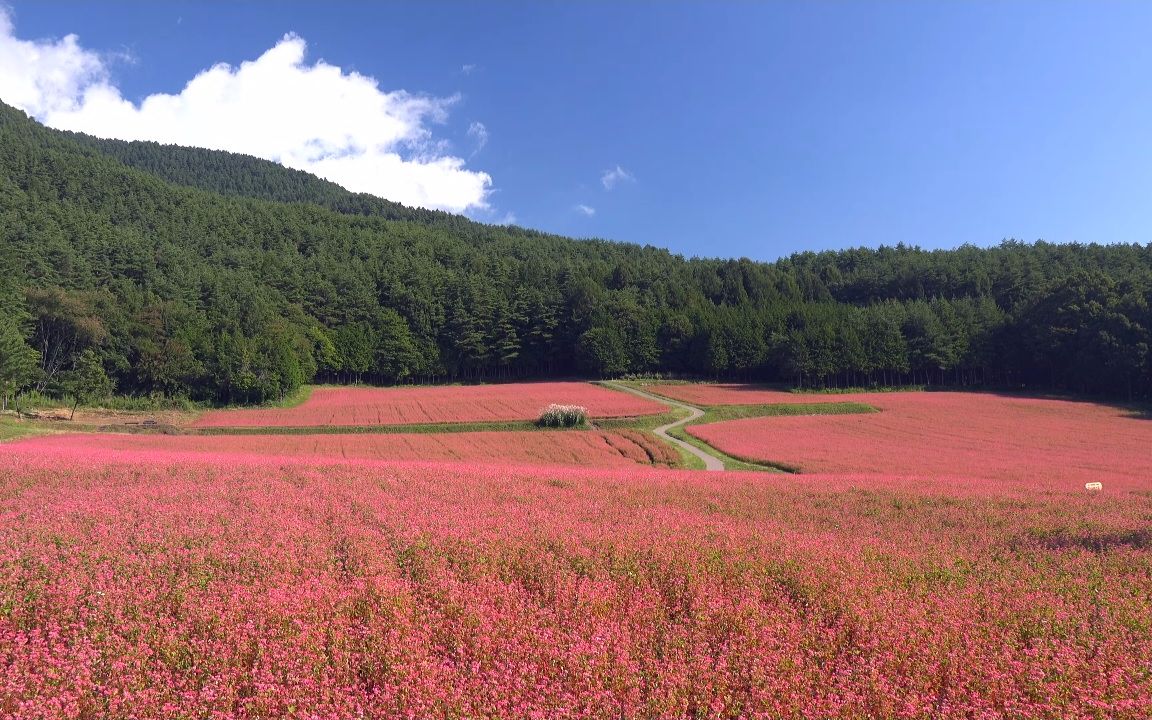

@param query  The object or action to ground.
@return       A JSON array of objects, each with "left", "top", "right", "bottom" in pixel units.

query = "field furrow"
[{"left": 10, "top": 430, "right": 660, "bottom": 469}]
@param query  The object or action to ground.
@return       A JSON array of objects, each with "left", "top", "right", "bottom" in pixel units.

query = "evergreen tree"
[
  {"left": 0, "top": 319, "right": 39, "bottom": 413},
  {"left": 1, "top": 100, "right": 1150, "bottom": 403}
]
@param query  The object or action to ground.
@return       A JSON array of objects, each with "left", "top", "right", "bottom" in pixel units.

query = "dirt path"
[
  {"left": 605, "top": 383, "right": 725, "bottom": 471},
  {"left": 30, "top": 407, "right": 199, "bottom": 428}
]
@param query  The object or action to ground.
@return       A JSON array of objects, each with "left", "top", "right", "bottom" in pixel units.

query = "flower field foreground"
[
  {"left": 689, "top": 391, "right": 1152, "bottom": 490},
  {"left": 191, "top": 382, "right": 664, "bottom": 428},
  {"left": 2, "top": 443, "right": 1151, "bottom": 718},
  {"left": 8, "top": 429, "right": 671, "bottom": 470}
]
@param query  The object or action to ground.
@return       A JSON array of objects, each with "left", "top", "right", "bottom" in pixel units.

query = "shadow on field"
[
  {"left": 1016, "top": 527, "right": 1152, "bottom": 553},
  {"left": 916, "top": 386, "right": 1152, "bottom": 422}
]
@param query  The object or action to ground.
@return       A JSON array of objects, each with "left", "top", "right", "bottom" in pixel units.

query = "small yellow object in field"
[{"left": 1084, "top": 482, "right": 1103, "bottom": 492}]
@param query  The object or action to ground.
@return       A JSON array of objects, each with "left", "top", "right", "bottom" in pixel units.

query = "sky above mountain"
[{"left": 2, "top": 1, "right": 1151, "bottom": 261}]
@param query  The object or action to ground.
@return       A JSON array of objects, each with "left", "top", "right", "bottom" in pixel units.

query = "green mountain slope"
[
  {"left": 67, "top": 131, "right": 487, "bottom": 229},
  {"left": 2, "top": 100, "right": 1150, "bottom": 403}
]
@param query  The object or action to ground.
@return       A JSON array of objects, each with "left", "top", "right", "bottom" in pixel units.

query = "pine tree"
[{"left": 0, "top": 320, "right": 39, "bottom": 414}]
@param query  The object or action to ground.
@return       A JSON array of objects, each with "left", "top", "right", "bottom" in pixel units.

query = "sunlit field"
[
  {"left": 190, "top": 383, "right": 665, "bottom": 428},
  {"left": 5, "top": 1, "right": 1152, "bottom": 715},
  {"left": 12, "top": 428, "right": 676, "bottom": 469},
  {"left": 2, "top": 383, "right": 1151, "bottom": 717},
  {"left": 2, "top": 442, "right": 1150, "bottom": 718},
  {"left": 688, "top": 391, "right": 1152, "bottom": 490}
]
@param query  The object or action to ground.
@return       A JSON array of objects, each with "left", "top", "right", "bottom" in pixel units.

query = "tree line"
[{"left": 1, "top": 101, "right": 1149, "bottom": 406}]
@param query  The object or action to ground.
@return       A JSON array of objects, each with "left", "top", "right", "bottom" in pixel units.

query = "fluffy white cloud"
[
  {"left": 601, "top": 164, "right": 635, "bottom": 190},
  {"left": 467, "top": 121, "right": 488, "bottom": 154},
  {"left": 0, "top": 11, "right": 109, "bottom": 118},
  {"left": 575, "top": 204, "right": 596, "bottom": 216},
  {"left": 0, "top": 12, "right": 491, "bottom": 213}
]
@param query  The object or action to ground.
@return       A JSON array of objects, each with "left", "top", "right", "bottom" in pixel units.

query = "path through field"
[{"left": 606, "top": 382, "right": 724, "bottom": 471}]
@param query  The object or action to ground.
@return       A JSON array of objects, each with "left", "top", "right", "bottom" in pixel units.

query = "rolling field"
[
  {"left": 9, "top": 429, "right": 675, "bottom": 470},
  {"left": 2, "top": 383, "right": 1151, "bottom": 717},
  {"left": 190, "top": 383, "right": 664, "bottom": 428},
  {"left": 1, "top": 443, "right": 1150, "bottom": 718},
  {"left": 688, "top": 391, "right": 1152, "bottom": 490}
]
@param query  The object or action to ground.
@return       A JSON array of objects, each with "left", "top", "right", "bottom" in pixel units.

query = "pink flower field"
[
  {"left": 190, "top": 382, "right": 664, "bottom": 428},
  {"left": 4, "top": 387, "right": 1152, "bottom": 718},
  {"left": 8, "top": 429, "right": 671, "bottom": 470},
  {"left": 1, "top": 441, "right": 1150, "bottom": 718},
  {"left": 689, "top": 391, "right": 1152, "bottom": 491}
]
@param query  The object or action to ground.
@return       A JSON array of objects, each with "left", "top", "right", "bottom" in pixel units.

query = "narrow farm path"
[{"left": 605, "top": 382, "right": 725, "bottom": 471}]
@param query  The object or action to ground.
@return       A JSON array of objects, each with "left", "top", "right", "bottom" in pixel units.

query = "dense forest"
[{"left": 1, "top": 100, "right": 1150, "bottom": 406}]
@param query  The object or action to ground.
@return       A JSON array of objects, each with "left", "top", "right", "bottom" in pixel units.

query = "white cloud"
[
  {"left": 600, "top": 164, "right": 635, "bottom": 190},
  {"left": 0, "top": 11, "right": 491, "bottom": 213},
  {"left": 461, "top": 63, "right": 476, "bottom": 75},
  {"left": 575, "top": 204, "right": 596, "bottom": 216},
  {"left": 467, "top": 121, "right": 488, "bottom": 155},
  {"left": 0, "top": 10, "right": 108, "bottom": 118}
]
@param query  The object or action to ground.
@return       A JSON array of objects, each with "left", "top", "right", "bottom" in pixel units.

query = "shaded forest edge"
[{"left": 1, "top": 100, "right": 1150, "bottom": 409}]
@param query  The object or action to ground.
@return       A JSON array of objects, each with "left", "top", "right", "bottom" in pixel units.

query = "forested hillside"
[{"left": 1, "top": 100, "right": 1150, "bottom": 404}]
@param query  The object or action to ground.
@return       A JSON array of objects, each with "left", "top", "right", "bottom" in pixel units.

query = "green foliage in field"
[
  {"left": 700, "top": 402, "right": 877, "bottom": 422},
  {"left": 0, "top": 416, "right": 50, "bottom": 443}
]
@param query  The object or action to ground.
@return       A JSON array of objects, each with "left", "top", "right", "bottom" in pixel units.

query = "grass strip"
[
  {"left": 272, "top": 384, "right": 315, "bottom": 409},
  {"left": 0, "top": 416, "right": 57, "bottom": 443},
  {"left": 594, "top": 409, "right": 685, "bottom": 432},
  {"left": 790, "top": 385, "right": 924, "bottom": 395},
  {"left": 700, "top": 402, "right": 877, "bottom": 422}
]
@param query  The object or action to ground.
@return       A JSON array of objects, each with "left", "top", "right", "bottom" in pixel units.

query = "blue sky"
[{"left": 2, "top": 2, "right": 1151, "bottom": 261}]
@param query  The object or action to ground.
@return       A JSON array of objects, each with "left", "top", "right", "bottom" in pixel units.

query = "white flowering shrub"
[{"left": 537, "top": 404, "right": 588, "bottom": 428}]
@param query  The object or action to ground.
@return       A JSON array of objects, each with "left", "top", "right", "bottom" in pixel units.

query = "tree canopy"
[{"left": 2, "top": 101, "right": 1150, "bottom": 404}]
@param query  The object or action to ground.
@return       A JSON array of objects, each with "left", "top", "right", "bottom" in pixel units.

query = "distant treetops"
[{"left": 1, "top": 100, "right": 1149, "bottom": 405}]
